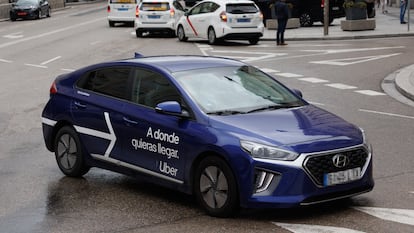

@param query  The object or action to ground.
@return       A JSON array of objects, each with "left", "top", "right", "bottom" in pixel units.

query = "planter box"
[
  {"left": 341, "top": 18, "right": 376, "bottom": 31},
  {"left": 345, "top": 7, "right": 367, "bottom": 20},
  {"left": 266, "top": 18, "right": 300, "bottom": 29}
]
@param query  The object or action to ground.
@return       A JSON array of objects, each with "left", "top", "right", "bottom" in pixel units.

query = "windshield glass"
[
  {"left": 16, "top": 0, "right": 38, "bottom": 6},
  {"left": 174, "top": 66, "right": 305, "bottom": 114}
]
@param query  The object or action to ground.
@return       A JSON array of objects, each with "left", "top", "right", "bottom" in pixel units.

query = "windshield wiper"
[
  {"left": 207, "top": 110, "right": 246, "bottom": 116},
  {"left": 247, "top": 103, "right": 300, "bottom": 113}
]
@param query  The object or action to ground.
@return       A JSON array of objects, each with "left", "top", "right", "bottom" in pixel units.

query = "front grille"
[{"left": 303, "top": 147, "right": 368, "bottom": 186}]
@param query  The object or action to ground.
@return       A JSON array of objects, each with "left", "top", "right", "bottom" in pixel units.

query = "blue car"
[{"left": 41, "top": 54, "right": 374, "bottom": 217}]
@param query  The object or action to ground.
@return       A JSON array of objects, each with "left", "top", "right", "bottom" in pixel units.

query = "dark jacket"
[{"left": 274, "top": 1, "right": 289, "bottom": 20}]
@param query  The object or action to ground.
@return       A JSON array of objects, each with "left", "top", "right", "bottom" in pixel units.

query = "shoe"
[
  {"left": 280, "top": 43, "right": 288, "bottom": 46},
  {"left": 401, "top": 21, "right": 407, "bottom": 24}
]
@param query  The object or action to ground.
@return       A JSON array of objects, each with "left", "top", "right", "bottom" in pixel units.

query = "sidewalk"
[{"left": 261, "top": 6, "right": 414, "bottom": 103}]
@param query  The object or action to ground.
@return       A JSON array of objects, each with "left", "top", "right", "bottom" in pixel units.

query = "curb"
[{"left": 395, "top": 64, "right": 414, "bottom": 102}]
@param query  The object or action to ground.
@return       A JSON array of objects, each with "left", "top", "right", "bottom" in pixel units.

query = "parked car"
[
  {"left": 107, "top": 0, "right": 138, "bottom": 27},
  {"left": 256, "top": 0, "right": 345, "bottom": 27},
  {"left": 176, "top": 0, "right": 264, "bottom": 45},
  {"left": 9, "top": 0, "right": 50, "bottom": 21},
  {"left": 135, "top": 0, "right": 186, "bottom": 37},
  {"left": 41, "top": 53, "right": 374, "bottom": 217}
]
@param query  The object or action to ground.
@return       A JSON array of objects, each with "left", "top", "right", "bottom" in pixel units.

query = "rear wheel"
[
  {"left": 108, "top": 21, "right": 115, "bottom": 27},
  {"left": 37, "top": 10, "right": 41, "bottom": 19},
  {"left": 207, "top": 27, "right": 217, "bottom": 45},
  {"left": 136, "top": 29, "right": 143, "bottom": 38},
  {"left": 177, "top": 25, "right": 187, "bottom": 42},
  {"left": 54, "top": 126, "right": 90, "bottom": 177},
  {"left": 194, "top": 156, "right": 239, "bottom": 217},
  {"left": 46, "top": 7, "right": 51, "bottom": 17}
]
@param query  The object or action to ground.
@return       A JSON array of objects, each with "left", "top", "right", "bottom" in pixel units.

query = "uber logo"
[{"left": 159, "top": 161, "right": 178, "bottom": 177}]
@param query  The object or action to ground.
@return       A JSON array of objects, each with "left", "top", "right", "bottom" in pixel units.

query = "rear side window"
[
  {"left": 77, "top": 67, "right": 131, "bottom": 100},
  {"left": 110, "top": 0, "right": 136, "bottom": 4},
  {"left": 140, "top": 2, "right": 170, "bottom": 11},
  {"left": 226, "top": 3, "right": 258, "bottom": 14}
]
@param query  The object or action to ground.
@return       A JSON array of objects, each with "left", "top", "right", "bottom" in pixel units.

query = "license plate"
[
  {"left": 323, "top": 167, "right": 361, "bottom": 186},
  {"left": 117, "top": 8, "right": 129, "bottom": 11},
  {"left": 17, "top": 12, "right": 27, "bottom": 16},
  {"left": 237, "top": 18, "right": 251, "bottom": 23},
  {"left": 148, "top": 15, "right": 161, "bottom": 19},
  {"left": 332, "top": 6, "right": 339, "bottom": 10}
]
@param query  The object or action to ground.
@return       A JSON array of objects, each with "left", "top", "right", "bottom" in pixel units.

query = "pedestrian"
[
  {"left": 274, "top": 0, "right": 289, "bottom": 46},
  {"left": 400, "top": 0, "right": 408, "bottom": 24},
  {"left": 380, "top": 0, "right": 388, "bottom": 13}
]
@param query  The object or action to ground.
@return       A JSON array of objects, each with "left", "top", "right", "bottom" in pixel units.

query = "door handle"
[{"left": 74, "top": 101, "right": 86, "bottom": 109}]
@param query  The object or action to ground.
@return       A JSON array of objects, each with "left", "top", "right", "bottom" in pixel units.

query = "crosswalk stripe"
[
  {"left": 273, "top": 222, "right": 365, "bottom": 233},
  {"left": 353, "top": 207, "right": 414, "bottom": 226}
]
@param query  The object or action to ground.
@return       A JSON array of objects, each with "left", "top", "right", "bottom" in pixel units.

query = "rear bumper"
[{"left": 219, "top": 25, "right": 264, "bottom": 40}]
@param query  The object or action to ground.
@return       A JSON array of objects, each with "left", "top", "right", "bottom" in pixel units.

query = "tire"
[
  {"left": 54, "top": 126, "right": 90, "bottom": 177},
  {"left": 108, "top": 21, "right": 115, "bottom": 27},
  {"left": 194, "top": 156, "right": 239, "bottom": 217},
  {"left": 248, "top": 38, "right": 259, "bottom": 45},
  {"left": 136, "top": 29, "right": 143, "bottom": 38},
  {"left": 37, "top": 10, "right": 41, "bottom": 19},
  {"left": 10, "top": 14, "right": 16, "bottom": 21},
  {"left": 207, "top": 27, "right": 217, "bottom": 45},
  {"left": 46, "top": 7, "right": 51, "bottom": 17},
  {"left": 299, "top": 12, "right": 313, "bottom": 27},
  {"left": 177, "top": 25, "right": 187, "bottom": 42}
]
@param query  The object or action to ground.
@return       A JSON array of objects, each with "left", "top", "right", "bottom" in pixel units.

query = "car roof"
[
  {"left": 198, "top": 0, "right": 256, "bottom": 5},
  {"left": 120, "top": 55, "right": 244, "bottom": 73}
]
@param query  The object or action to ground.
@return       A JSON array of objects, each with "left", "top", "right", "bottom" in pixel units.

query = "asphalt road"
[{"left": 0, "top": 2, "right": 413, "bottom": 232}]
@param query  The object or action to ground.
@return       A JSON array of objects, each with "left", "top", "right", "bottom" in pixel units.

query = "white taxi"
[
  {"left": 135, "top": 0, "right": 186, "bottom": 37},
  {"left": 176, "top": 0, "right": 264, "bottom": 45},
  {"left": 107, "top": 0, "right": 138, "bottom": 27}
]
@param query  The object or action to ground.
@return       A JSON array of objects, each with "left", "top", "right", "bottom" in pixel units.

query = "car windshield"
[
  {"left": 226, "top": 3, "right": 258, "bottom": 14},
  {"left": 174, "top": 66, "right": 305, "bottom": 115},
  {"left": 15, "top": 0, "right": 38, "bottom": 6}
]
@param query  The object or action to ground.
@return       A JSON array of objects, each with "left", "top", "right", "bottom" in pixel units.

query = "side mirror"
[
  {"left": 155, "top": 101, "right": 190, "bottom": 118},
  {"left": 292, "top": 89, "right": 303, "bottom": 98}
]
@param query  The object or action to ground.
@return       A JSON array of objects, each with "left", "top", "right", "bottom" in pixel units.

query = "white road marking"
[
  {"left": 260, "top": 68, "right": 280, "bottom": 73},
  {"left": 0, "top": 59, "right": 12, "bottom": 63},
  {"left": 25, "top": 63, "right": 47, "bottom": 69},
  {"left": 209, "top": 50, "right": 287, "bottom": 62},
  {"left": 325, "top": 83, "right": 357, "bottom": 89},
  {"left": 276, "top": 73, "right": 304, "bottom": 78},
  {"left": 3, "top": 32, "right": 24, "bottom": 39},
  {"left": 41, "top": 56, "right": 62, "bottom": 65},
  {"left": 354, "top": 90, "right": 386, "bottom": 96},
  {"left": 310, "top": 53, "right": 401, "bottom": 66},
  {"left": 196, "top": 43, "right": 212, "bottom": 49},
  {"left": 90, "top": 40, "right": 102, "bottom": 45},
  {"left": 273, "top": 222, "right": 365, "bottom": 233},
  {"left": 0, "top": 17, "right": 105, "bottom": 49},
  {"left": 359, "top": 109, "right": 414, "bottom": 120},
  {"left": 303, "top": 46, "right": 405, "bottom": 54},
  {"left": 353, "top": 207, "right": 414, "bottom": 226},
  {"left": 299, "top": 77, "right": 329, "bottom": 83}
]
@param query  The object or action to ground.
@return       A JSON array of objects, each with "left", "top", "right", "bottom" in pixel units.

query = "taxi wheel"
[
  {"left": 54, "top": 126, "right": 90, "bottom": 177},
  {"left": 177, "top": 25, "right": 187, "bottom": 42},
  {"left": 109, "top": 21, "right": 115, "bottom": 27},
  {"left": 207, "top": 27, "right": 217, "bottom": 45},
  {"left": 136, "top": 29, "right": 143, "bottom": 38},
  {"left": 248, "top": 38, "right": 259, "bottom": 45},
  {"left": 194, "top": 156, "right": 239, "bottom": 217}
]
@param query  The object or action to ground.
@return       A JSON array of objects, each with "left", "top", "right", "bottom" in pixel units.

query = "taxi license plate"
[
  {"left": 323, "top": 167, "right": 361, "bottom": 186},
  {"left": 148, "top": 15, "right": 161, "bottom": 19},
  {"left": 118, "top": 8, "right": 128, "bottom": 11},
  {"left": 237, "top": 18, "right": 251, "bottom": 23}
]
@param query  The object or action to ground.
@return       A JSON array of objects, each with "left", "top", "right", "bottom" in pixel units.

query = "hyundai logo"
[{"left": 332, "top": 154, "right": 349, "bottom": 168}]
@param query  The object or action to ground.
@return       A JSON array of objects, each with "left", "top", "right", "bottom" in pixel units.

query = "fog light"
[{"left": 253, "top": 169, "right": 281, "bottom": 195}]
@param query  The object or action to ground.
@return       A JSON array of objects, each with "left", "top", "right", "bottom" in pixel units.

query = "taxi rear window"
[
  {"left": 140, "top": 2, "right": 170, "bottom": 11},
  {"left": 110, "top": 0, "right": 136, "bottom": 4},
  {"left": 226, "top": 4, "right": 258, "bottom": 14}
]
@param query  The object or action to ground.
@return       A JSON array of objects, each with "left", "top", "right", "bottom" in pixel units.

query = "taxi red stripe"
[{"left": 186, "top": 16, "right": 198, "bottom": 36}]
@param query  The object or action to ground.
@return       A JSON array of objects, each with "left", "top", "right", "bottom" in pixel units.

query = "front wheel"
[
  {"left": 299, "top": 12, "right": 313, "bottom": 27},
  {"left": 46, "top": 7, "right": 51, "bottom": 17},
  {"left": 54, "top": 126, "right": 90, "bottom": 177},
  {"left": 194, "top": 156, "right": 239, "bottom": 217}
]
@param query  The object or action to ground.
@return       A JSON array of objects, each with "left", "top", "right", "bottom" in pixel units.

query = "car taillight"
[
  {"left": 136, "top": 6, "right": 139, "bottom": 17},
  {"left": 259, "top": 11, "right": 263, "bottom": 20},
  {"left": 107, "top": 5, "right": 110, "bottom": 13},
  {"left": 321, "top": 0, "right": 325, "bottom": 8},
  {"left": 50, "top": 81, "right": 57, "bottom": 95},
  {"left": 220, "top": 11, "right": 227, "bottom": 22},
  {"left": 170, "top": 8, "right": 175, "bottom": 17}
]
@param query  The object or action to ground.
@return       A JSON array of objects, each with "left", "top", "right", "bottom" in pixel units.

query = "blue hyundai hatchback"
[{"left": 41, "top": 54, "right": 374, "bottom": 217}]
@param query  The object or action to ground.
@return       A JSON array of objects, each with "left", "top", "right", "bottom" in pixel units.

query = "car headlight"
[
  {"left": 241, "top": 140, "right": 299, "bottom": 161},
  {"left": 360, "top": 128, "right": 372, "bottom": 152}
]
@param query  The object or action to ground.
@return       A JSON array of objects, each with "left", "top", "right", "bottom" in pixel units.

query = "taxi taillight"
[
  {"left": 220, "top": 11, "right": 227, "bottom": 22},
  {"left": 170, "top": 8, "right": 175, "bottom": 17},
  {"left": 136, "top": 6, "right": 139, "bottom": 17},
  {"left": 321, "top": 0, "right": 325, "bottom": 8},
  {"left": 50, "top": 81, "right": 57, "bottom": 95},
  {"left": 107, "top": 5, "right": 111, "bottom": 13}
]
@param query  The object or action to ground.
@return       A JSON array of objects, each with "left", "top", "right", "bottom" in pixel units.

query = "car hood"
[{"left": 208, "top": 105, "right": 363, "bottom": 153}]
